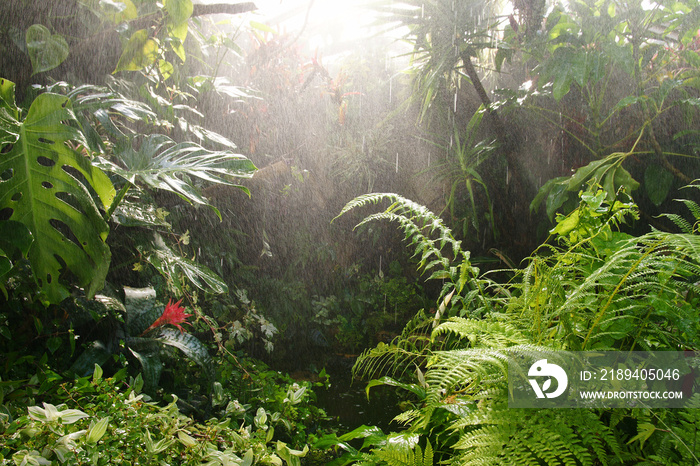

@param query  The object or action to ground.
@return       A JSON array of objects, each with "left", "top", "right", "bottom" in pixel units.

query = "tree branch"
[
  {"left": 460, "top": 52, "right": 518, "bottom": 162},
  {"left": 192, "top": 3, "right": 258, "bottom": 18}
]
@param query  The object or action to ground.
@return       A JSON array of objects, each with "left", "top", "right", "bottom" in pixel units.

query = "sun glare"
[{"left": 255, "top": 0, "right": 378, "bottom": 56}]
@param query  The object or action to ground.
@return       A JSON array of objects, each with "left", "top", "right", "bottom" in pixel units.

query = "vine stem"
[
  {"left": 104, "top": 182, "right": 131, "bottom": 222},
  {"left": 650, "top": 408, "right": 700, "bottom": 465},
  {"left": 582, "top": 239, "right": 661, "bottom": 348}
]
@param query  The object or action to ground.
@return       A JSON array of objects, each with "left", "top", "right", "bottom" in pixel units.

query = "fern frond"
[
  {"left": 431, "top": 318, "right": 529, "bottom": 349},
  {"left": 371, "top": 440, "right": 434, "bottom": 466},
  {"left": 394, "top": 409, "right": 422, "bottom": 426},
  {"left": 353, "top": 310, "right": 434, "bottom": 380},
  {"left": 335, "top": 193, "right": 487, "bottom": 306},
  {"left": 662, "top": 213, "right": 695, "bottom": 233},
  {"left": 424, "top": 349, "right": 510, "bottom": 406},
  {"left": 452, "top": 408, "right": 619, "bottom": 466}
]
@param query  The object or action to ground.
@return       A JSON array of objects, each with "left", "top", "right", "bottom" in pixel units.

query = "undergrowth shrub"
[
  {"left": 321, "top": 186, "right": 700, "bottom": 465},
  {"left": 0, "top": 357, "right": 330, "bottom": 465}
]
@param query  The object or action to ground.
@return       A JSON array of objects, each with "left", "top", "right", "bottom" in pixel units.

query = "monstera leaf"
[
  {"left": 100, "top": 133, "right": 255, "bottom": 220},
  {"left": 0, "top": 79, "right": 115, "bottom": 303}
]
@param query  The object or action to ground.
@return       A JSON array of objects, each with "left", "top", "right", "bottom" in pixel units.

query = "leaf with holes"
[
  {"left": 0, "top": 79, "right": 20, "bottom": 146},
  {"left": 0, "top": 84, "right": 115, "bottom": 303},
  {"left": 100, "top": 133, "right": 255, "bottom": 220}
]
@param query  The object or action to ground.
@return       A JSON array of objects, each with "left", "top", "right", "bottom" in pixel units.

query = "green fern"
[
  {"left": 371, "top": 440, "right": 434, "bottom": 466},
  {"left": 352, "top": 310, "right": 434, "bottom": 380},
  {"left": 640, "top": 394, "right": 700, "bottom": 465},
  {"left": 337, "top": 186, "right": 700, "bottom": 465},
  {"left": 336, "top": 193, "right": 497, "bottom": 319},
  {"left": 452, "top": 408, "right": 620, "bottom": 466}
]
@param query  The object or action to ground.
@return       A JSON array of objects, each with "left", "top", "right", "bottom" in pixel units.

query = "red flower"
[{"left": 141, "top": 299, "right": 192, "bottom": 335}]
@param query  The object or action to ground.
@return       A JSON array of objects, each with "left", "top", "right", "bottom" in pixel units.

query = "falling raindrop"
[
  {"left": 449, "top": 134, "right": 453, "bottom": 149},
  {"left": 428, "top": 151, "right": 431, "bottom": 166},
  {"left": 395, "top": 153, "right": 399, "bottom": 173},
  {"left": 421, "top": 3, "right": 424, "bottom": 18},
  {"left": 506, "top": 165, "right": 510, "bottom": 185},
  {"left": 389, "top": 76, "right": 392, "bottom": 103},
  {"left": 561, "top": 133, "right": 565, "bottom": 155},
  {"left": 454, "top": 92, "right": 458, "bottom": 113}
]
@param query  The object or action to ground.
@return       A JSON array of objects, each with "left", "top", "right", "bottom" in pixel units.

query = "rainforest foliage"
[{"left": 1, "top": 0, "right": 700, "bottom": 464}]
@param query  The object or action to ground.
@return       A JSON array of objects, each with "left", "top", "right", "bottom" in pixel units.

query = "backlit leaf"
[
  {"left": 99, "top": 0, "right": 138, "bottom": 24},
  {"left": 164, "top": 0, "right": 193, "bottom": 26},
  {"left": 86, "top": 417, "right": 110, "bottom": 444},
  {"left": 114, "top": 29, "right": 158, "bottom": 73},
  {"left": 26, "top": 25, "right": 69, "bottom": 75}
]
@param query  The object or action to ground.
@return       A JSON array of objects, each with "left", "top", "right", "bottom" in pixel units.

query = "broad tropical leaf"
[
  {"left": 0, "top": 79, "right": 19, "bottom": 146},
  {"left": 139, "top": 233, "right": 228, "bottom": 294},
  {"left": 25, "top": 24, "right": 69, "bottom": 75},
  {"left": 0, "top": 220, "right": 33, "bottom": 280},
  {"left": 64, "top": 83, "right": 156, "bottom": 149},
  {"left": 156, "top": 328, "right": 214, "bottom": 380},
  {"left": 0, "top": 81, "right": 115, "bottom": 303},
  {"left": 164, "top": 0, "right": 193, "bottom": 26},
  {"left": 100, "top": 134, "right": 255, "bottom": 220},
  {"left": 127, "top": 341, "right": 165, "bottom": 394},
  {"left": 114, "top": 29, "right": 159, "bottom": 73}
]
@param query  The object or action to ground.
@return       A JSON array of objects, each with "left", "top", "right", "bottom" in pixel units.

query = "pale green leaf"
[
  {"left": 99, "top": 0, "right": 138, "bottom": 24},
  {"left": 114, "top": 29, "right": 158, "bottom": 73},
  {"left": 86, "top": 417, "right": 110, "bottom": 444},
  {"left": 26, "top": 25, "right": 69, "bottom": 75},
  {"left": 164, "top": 0, "right": 193, "bottom": 26}
]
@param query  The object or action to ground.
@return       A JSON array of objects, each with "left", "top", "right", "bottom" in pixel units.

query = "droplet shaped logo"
[{"left": 528, "top": 359, "right": 568, "bottom": 399}]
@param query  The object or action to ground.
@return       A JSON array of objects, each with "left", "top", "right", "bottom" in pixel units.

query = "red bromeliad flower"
[{"left": 141, "top": 299, "right": 192, "bottom": 335}]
